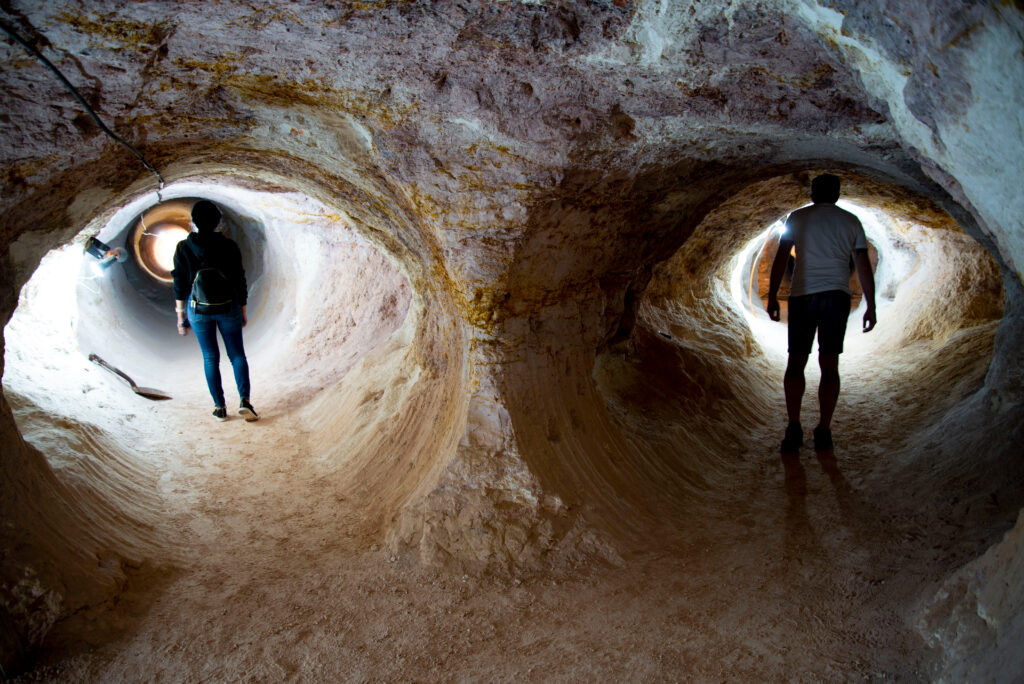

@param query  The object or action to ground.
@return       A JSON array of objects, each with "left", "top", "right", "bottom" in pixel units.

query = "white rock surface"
[{"left": 1, "top": 0, "right": 1022, "bottom": 679}]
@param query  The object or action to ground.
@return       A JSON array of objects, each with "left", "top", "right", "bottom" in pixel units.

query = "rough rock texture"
[
  {"left": 1, "top": 0, "right": 1023, "bottom": 678},
  {"left": 918, "top": 510, "right": 1024, "bottom": 682}
]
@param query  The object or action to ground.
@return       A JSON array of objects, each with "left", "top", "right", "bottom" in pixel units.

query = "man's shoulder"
[
  {"left": 788, "top": 204, "right": 815, "bottom": 219},
  {"left": 813, "top": 202, "right": 859, "bottom": 222},
  {"left": 211, "top": 232, "right": 238, "bottom": 247},
  {"left": 218, "top": 235, "right": 242, "bottom": 259},
  {"left": 831, "top": 204, "right": 861, "bottom": 221},
  {"left": 785, "top": 204, "right": 815, "bottom": 230},
  {"left": 802, "top": 203, "right": 863, "bottom": 226}
]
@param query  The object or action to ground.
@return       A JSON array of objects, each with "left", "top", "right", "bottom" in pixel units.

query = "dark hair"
[
  {"left": 191, "top": 200, "right": 222, "bottom": 233},
  {"left": 810, "top": 174, "right": 841, "bottom": 204}
]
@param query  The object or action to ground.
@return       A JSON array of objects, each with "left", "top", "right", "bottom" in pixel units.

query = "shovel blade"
[
  {"left": 89, "top": 353, "right": 172, "bottom": 401},
  {"left": 134, "top": 387, "right": 173, "bottom": 401}
]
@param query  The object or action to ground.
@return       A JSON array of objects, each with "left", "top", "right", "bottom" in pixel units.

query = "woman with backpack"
[{"left": 172, "top": 199, "right": 258, "bottom": 422}]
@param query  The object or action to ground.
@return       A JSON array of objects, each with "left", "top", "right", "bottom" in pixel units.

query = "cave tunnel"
[{"left": 2, "top": 1, "right": 1023, "bottom": 680}]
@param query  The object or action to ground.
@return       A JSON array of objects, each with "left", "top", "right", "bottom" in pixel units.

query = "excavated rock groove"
[{"left": 1, "top": 1, "right": 1022, "bottom": 679}]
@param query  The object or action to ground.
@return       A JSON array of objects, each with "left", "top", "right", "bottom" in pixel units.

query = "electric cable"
[{"left": 0, "top": 18, "right": 165, "bottom": 196}]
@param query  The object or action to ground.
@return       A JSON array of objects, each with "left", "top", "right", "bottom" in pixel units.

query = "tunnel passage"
[
  {"left": 0, "top": 171, "right": 477, "bottom": 551},
  {"left": 498, "top": 170, "right": 1007, "bottom": 551},
  {"left": 1, "top": 0, "right": 1022, "bottom": 678},
  {"left": 4, "top": 179, "right": 416, "bottom": 413},
  {"left": 738, "top": 215, "right": 879, "bottom": 325},
  {"left": 0, "top": 151, "right": 475, "bottom": 672},
  {"left": 614, "top": 172, "right": 1006, "bottom": 512}
]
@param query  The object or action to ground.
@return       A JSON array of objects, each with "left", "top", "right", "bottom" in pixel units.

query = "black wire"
[{"left": 1, "top": 18, "right": 165, "bottom": 191}]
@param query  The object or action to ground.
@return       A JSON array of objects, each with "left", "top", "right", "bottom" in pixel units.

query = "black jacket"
[{"left": 171, "top": 232, "right": 248, "bottom": 306}]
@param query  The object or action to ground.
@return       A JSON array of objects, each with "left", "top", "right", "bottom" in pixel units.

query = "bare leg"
[
  {"left": 784, "top": 354, "right": 809, "bottom": 425},
  {"left": 818, "top": 353, "right": 840, "bottom": 429}
]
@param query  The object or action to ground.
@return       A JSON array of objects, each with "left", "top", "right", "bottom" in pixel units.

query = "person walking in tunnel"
[
  {"left": 172, "top": 199, "right": 259, "bottom": 422},
  {"left": 766, "top": 174, "right": 875, "bottom": 452}
]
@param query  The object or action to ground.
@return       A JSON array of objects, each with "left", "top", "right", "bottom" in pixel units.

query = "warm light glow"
[
  {"left": 154, "top": 227, "right": 189, "bottom": 271},
  {"left": 728, "top": 201, "right": 901, "bottom": 358}
]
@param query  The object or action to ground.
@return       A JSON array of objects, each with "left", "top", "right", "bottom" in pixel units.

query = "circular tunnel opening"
[
  {"left": 3, "top": 177, "right": 418, "bottom": 457},
  {"left": 1, "top": 166, "right": 474, "bottom": 628},
  {"left": 589, "top": 172, "right": 1006, "bottom": 538},
  {"left": 721, "top": 194, "right": 1004, "bottom": 363},
  {"left": 130, "top": 200, "right": 192, "bottom": 283},
  {"left": 727, "top": 201, "right": 893, "bottom": 356},
  {"left": 0, "top": 167, "right": 473, "bottom": 676}
]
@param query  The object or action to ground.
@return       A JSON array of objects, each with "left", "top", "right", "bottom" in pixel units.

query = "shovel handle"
[{"left": 87, "top": 353, "right": 138, "bottom": 390}]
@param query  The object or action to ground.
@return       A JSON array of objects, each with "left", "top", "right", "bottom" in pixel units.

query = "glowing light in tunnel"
[
  {"left": 131, "top": 201, "right": 195, "bottom": 283},
  {"left": 728, "top": 201, "right": 899, "bottom": 359},
  {"left": 153, "top": 225, "right": 189, "bottom": 271},
  {"left": 2, "top": 244, "right": 84, "bottom": 397},
  {"left": 6, "top": 175, "right": 411, "bottom": 439},
  {"left": 728, "top": 220, "right": 788, "bottom": 356}
]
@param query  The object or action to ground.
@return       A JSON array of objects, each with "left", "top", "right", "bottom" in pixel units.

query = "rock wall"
[
  {"left": 2, "top": 0, "right": 1023, "bottom": 676},
  {"left": 918, "top": 510, "right": 1024, "bottom": 681}
]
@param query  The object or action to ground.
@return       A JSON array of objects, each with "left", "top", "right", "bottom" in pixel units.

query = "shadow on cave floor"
[
  {"left": 8, "top": 312, "right": 1020, "bottom": 681},
  {"left": 588, "top": 310, "right": 1022, "bottom": 658},
  {"left": 595, "top": 315, "right": 1022, "bottom": 559}
]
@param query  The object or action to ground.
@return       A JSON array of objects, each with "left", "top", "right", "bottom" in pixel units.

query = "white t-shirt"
[{"left": 784, "top": 203, "right": 867, "bottom": 297}]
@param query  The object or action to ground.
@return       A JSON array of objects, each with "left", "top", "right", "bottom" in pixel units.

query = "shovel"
[{"left": 88, "top": 353, "right": 172, "bottom": 401}]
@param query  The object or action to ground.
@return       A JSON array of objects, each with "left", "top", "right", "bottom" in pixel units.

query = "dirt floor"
[
  {"left": 6, "top": 326, "right": 1002, "bottom": 682},
  {"left": 3, "top": 227, "right": 1014, "bottom": 682}
]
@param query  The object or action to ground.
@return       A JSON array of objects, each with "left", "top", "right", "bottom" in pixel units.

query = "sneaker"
[
  {"left": 781, "top": 422, "right": 803, "bottom": 452},
  {"left": 213, "top": 407, "right": 228, "bottom": 422},
  {"left": 813, "top": 426, "right": 833, "bottom": 452},
  {"left": 239, "top": 400, "right": 259, "bottom": 422}
]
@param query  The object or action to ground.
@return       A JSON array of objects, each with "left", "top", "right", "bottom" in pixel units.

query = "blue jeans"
[{"left": 187, "top": 303, "right": 251, "bottom": 408}]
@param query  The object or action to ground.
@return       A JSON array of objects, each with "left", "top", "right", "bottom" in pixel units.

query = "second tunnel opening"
[
  {"left": 2, "top": 177, "right": 422, "bottom": 484},
  {"left": 588, "top": 172, "right": 1007, "bottom": 542}
]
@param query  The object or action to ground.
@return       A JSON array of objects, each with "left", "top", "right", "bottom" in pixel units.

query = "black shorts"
[{"left": 788, "top": 290, "right": 852, "bottom": 355}]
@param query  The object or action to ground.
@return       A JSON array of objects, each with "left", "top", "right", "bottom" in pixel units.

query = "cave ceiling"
[{"left": 6, "top": 0, "right": 1017, "bottom": 313}]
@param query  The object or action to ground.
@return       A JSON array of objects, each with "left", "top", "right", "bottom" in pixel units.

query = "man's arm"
[
  {"left": 854, "top": 248, "right": 876, "bottom": 332},
  {"left": 766, "top": 238, "right": 793, "bottom": 321}
]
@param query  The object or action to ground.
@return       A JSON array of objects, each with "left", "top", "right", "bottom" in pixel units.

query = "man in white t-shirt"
[{"left": 767, "top": 174, "right": 877, "bottom": 453}]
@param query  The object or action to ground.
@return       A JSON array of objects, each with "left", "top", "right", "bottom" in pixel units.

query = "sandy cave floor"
[
  {"left": 3, "top": 252, "right": 1008, "bottom": 683},
  {"left": 10, "top": 401, "right": 925, "bottom": 683},
  {"left": 7, "top": 331, "right": 1001, "bottom": 683}
]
